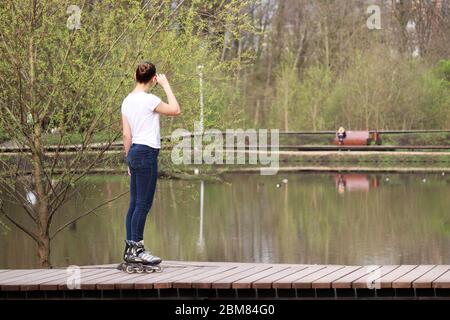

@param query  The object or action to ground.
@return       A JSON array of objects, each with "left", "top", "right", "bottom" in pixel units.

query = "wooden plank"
[
  {"left": 40, "top": 269, "right": 109, "bottom": 291},
  {"left": 96, "top": 267, "right": 181, "bottom": 290},
  {"left": 19, "top": 271, "right": 70, "bottom": 291},
  {"left": 352, "top": 265, "right": 400, "bottom": 289},
  {"left": 0, "top": 270, "right": 13, "bottom": 274},
  {"left": 79, "top": 264, "right": 118, "bottom": 269},
  {"left": 212, "top": 266, "right": 273, "bottom": 289},
  {"left": 354, "top": 265, "right": 417, "bottom": 289},
  {"left": 97, "top": 273, "right": 160, "bottom": 290},
  {"left": 232, "top": 266, "right": 291, "bottom": 289},
  {"left": 172, "top": 266, "right": 238, "bottom": 289},
  {"left": 0, "top": 270, "right": 59, "bottom": 286},
  {"left": 1, "top": 270, "right": 64, "bottom": 291},
  {"left": 59, "top": 269, "right": 120, "bottom": 290},
  {"left": 292, "top": 266, "right": 344, "bottom": 289},
  {"left": 392, "top": 265, "right": 435, "bottom": 288},
  {"left": 192, "top": 265, "right": 256, "bottom": 289},
  {"left": 0, "top": 269, "right": 45, "bottom": 283},
  {"left": 252, "top": 266, "right": 309, "bottom": 289},
  {"left": 413, "top": 265, "right": 450, "bottom": 289},
  {"left": 312, "top": 266, "right": 362, "bottom": 289},
  {"left": 4, "top": 263, "right": 450, "bottom": 293},
  {"left": 332, "top": 265, "right": 381, "bottom": 289},
  {"left": 22, "top": 267, "right": 104, "bottom": 291},
  {"left": 163, "top": 261, "right": 256, "bottom": 267},
  {"left": 134, "top": 267, "right": 204, "bottom": 290},
  {"left": 153, "top": 267, "right": 219, "bottom": 289},
  {"left": 164, "top": 261, "right": 301, "bottom": 269},
  {"left": 432, "top": 269, "right": 450, "bottom": 288},
  {"left": 272, "top": 265, "right": 327, "bottom": 289},
  {"left": 112, "top": 267, "right": 182, "bottom": 290},
  {"left": 77, "top": 269, "right": 136, "bottom": 290},
  {"left": 0, "top": 269, "right": 61, "bottom": 291}
]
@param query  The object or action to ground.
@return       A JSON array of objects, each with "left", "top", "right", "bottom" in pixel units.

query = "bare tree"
[{"left": 0, "top": 0, "right": 186, "bottom": 267}]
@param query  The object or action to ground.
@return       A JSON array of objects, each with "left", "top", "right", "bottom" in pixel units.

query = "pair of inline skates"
[{"left": 117, "top": 240, "right": 163, "bottom": 273}]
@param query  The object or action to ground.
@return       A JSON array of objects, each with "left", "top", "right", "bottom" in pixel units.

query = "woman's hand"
[
  {"left": 154, "top": 73, "right": 180, "bottom": 116},
  {"left": 128, "top": 166, "right": 131, "bottom": 176},
  {"left": 156, "top": 73, "right": 169, "bottom": 88}
]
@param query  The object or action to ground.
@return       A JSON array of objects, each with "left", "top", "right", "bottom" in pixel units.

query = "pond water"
[{"left": 1, "top": 172, "right": 450, "bottom": 268}]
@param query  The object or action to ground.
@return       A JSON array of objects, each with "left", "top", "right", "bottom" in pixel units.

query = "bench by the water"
[{"left": 1, "top": 261, "right": 450, "bottom": 299}]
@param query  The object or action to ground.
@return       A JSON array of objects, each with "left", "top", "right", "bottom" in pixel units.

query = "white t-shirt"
[{"left": 121, "top": 91, "right": 162, "bottom": 149}]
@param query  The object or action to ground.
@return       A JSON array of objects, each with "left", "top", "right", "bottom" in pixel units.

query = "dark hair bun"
[{"left": 136, "top": 62, "right": 156, "bottom": 83}]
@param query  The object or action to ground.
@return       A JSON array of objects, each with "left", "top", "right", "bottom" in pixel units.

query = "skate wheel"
[
  {"left": 125, "top": 265, "right": 135, "bottom": 274},
  {"left": 136, "top": 266, "right": 144, "bottom": 274},
  {"left": 154, "top": 265, "right": 163, "bottom": 273},
  {"left": 143, "top": 266, "right": 155, "bottom": 273}
]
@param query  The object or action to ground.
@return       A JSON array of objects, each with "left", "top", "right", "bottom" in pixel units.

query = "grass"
[
  {"left": 1, "top": 150, "right": 448, "bottom": 180},
  {"left": 380, "top": 133, "right": 450, "bottom": 146},
  {"left": 279, "top": 132, "right": 450, "bottom": 146},
  {"left": 0, "top": 127, "right": 8, "bottom": 144},
  {"left": 1, "top": 130, "right": 449, "bottom": 177},
  {"left": 1, "top": 129, "right": 448, "bottom": 146},
  {"left": 0, "top": 130, "right": 119, "bottom": 146},
  {"left": 41, "top": 132, "right": 119, "bottom": 145}
]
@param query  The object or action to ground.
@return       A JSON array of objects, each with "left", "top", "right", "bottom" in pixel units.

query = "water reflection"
[
  {"left": 196, "top": 180, "right": 205, "bottom": 256},
  {"left": 1, "top": 173, "right": 449, "bottom": 268},
  {"left": 335, "top": 174, "right": 379, "bottom": 194},
  {"left": 25, "top": 190, "right": 37, "bottom": 205}
]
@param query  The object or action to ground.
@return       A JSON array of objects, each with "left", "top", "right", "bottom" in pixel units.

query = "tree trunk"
[
  {"left": 312, "top": 102, "right": 317, "bottom": 131},
  {"left": 254, "top": 99, "right": 260, "bottom": 127},
  {"left": 37, "top": 230, "right": 51, "bottom": 268},
  {"left": 221, "top": 30, "right": 230, "bottom": 61},
  {"left": 28, "top": 2, "right": 51, "bottom": 268},
  {"left": 263, "top": 49, "right": 272, "bottom": 126},
  {"left": 33, "top": 132, "right": 51, "bottom": 268},
  {"left": 323, "top": 19, "right": 330, "bottom": 68},
  {"left": 283, "top": 79, "right": 289, "bottom": 131}
]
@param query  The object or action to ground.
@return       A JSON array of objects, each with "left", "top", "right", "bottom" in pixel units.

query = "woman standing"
[{"left": 119, "top": 62, "right": 180, "bottom": 273}]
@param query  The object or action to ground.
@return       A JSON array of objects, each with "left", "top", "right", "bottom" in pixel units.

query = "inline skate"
[{"left": 117, "top": 240, "right": 163, "bottom": 273}]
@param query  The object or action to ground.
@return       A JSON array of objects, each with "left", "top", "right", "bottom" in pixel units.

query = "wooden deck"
[{"left": 1, "top": 261, "right": 450, "bottom": 299}]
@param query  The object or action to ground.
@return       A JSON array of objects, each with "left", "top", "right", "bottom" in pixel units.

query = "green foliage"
[
  {"left": 271, "top": 50, "right": 301, "bottom": 130},
  {"left": 266, "top": 45, "right": 450, "bottom": 131},
  {"left": 381, "top": 133, "right": 450, "bottom": 146},
  {"left": 416, "top": 69, "right": 450, "bottom": 129},
  {"left": 298, "top": 65, "right": 332, "bottom": 131},
  {"left": 0, "top": 125, "right": 7, "bottom": 143},
  {"left": 0, "top": 0, "right": 251, "bottom": 147},
  {"left": 435, "top": 59, "right": 450, "bottom": 84},
  {"left": 0, "top": 0, "right": 252, "bottom": 185},
  {"left": 320, "top": 48, "right": 450, "bottom": 130},
  {"left": 239, "top": 1, "right": 450, "bottom": 132}
]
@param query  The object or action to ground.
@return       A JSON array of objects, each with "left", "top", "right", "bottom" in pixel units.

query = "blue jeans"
[{"left": 126, "top": 144, "right": 159, "bottom": 242}]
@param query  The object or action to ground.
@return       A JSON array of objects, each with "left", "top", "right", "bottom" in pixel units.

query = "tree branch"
[
  {"left": 0, "top": 205, "right": 38, "bottom": 243},
  {"left": 48, "top": 128, "right": 121, "bottom": 220},
  {"left": 50, "top": 190, "right": 129, "bottom": 240}
]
